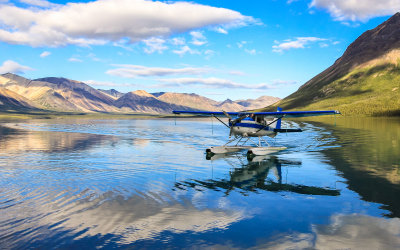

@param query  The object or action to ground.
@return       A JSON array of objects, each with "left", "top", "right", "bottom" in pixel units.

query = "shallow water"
[{"left": 0, "top": 117, "right": 399, "bottom": 249}]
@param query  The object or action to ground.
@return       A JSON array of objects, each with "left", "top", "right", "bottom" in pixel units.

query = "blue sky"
[{"left": 0, "top": 0, "right": 398, "bottom": 101}]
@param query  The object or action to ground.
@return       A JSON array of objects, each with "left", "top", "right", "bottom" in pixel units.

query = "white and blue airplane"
[{"left": 173, "top": 108, "right": 340, "bottom": 156}]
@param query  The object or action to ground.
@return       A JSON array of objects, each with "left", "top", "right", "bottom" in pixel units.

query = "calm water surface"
[{"left": 0, "top": 117, "right": 399, "bottom": 249}]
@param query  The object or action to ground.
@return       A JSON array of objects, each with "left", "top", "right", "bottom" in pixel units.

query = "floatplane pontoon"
[{"left": 173, "top": 108, "right": 340, "bottom": 156}]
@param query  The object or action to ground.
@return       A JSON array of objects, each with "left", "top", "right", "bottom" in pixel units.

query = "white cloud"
[
  {"left": 85, "top": 79, "right": 134, "bottom": 87},
  {"left": 173, "top": 45, "right": 200, "bottom": 56},
  {"left": 271, "top": 79, "right": 297, "bottom": 85},
  {"left": 215, "top": 27, "right": 228, "bottom": 34},
  {"left": 0, "top": 0, "right": 255, "bottom": 47},
  {"left": 68, "top": 57, "right": 83, "bottom": 62},
  {"left": 237, "top": 41, "right": 247, "bottom": 48},
  {"left": 1, "top": 188, "right": 246, "bottom": 245},
  {"left": 191, "top": 40, "right": 207, "bottom": 46},
  {"left": 190, "top": 31, "right": 205, "bottom": 40},
  {"left": 245, "top": 48, "right": 257, "bottom": 55},
  {"left": 190, "top": 31, "right": 207, "bottom": 46},
  {"left": 171, "top": 37, "right": 186, "bottom": 46},
  {"left": 310, "top": 0, "right": 400, "bottom": 22},
  {"left": 272, "top": 37, "right": 327, "bottom": 53},
  {"left": 106, "top": 65, "right": 210, "bottom": 78},
  {"left": 204, "top": 49, "right": 215, "bottom": 59},
  {"left": 262, "top": 214, "right": 400, "bottom": 249},
  {"left": 20, "top": 0, "right": 59, "bottom": 8},
  {"left": 87, "top": 52, "right": 103, "bottom": 62},
  {"left": 229, "top": 70, "right": 246, "bottom": 76},
  {"left": 39, "top": 51, "right": 51, "bottom": 58},
  {"left": 236, "top": 41, "right": 257, "bottom": 55},
  {"left": 113, "top": 39, "right": 134, "bottom": 51},
  {"left": 142, "top": 37, "right": 168, "bottom": 54},
  {"left": 204, "top": 92, "right": 225, "bottom": 96},
  {"left": 0, "top": 60, "right": 33, "bottom": 74},
  {"left": 158, "top": 77, "right": 274, "bottom": 90}
]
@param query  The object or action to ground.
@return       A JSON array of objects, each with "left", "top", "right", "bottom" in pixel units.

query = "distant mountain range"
[
  {"left": 0, "top": 73, "right": 280, "bottom": 114},
  {"left": 264, "top": 12, "right": 400, "bottom": 116}
]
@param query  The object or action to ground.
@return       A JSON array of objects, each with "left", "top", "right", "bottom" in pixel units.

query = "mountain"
[
  {"left": 151, "top": 92, "right": 166, "bottom": 97},
  {"left": 1, "top": 74, "right": 119, "bottom": 112},
  {"left": 216, "top": 99, "right": 246, "bottom": 111},
  {"left": 236, "top": 96, "right": 281, "bottom": 110},
  {"left": 98, "top": 89, "right": 124, "bottom": 99},
  {"left": 156, "top": 92, "right": 219, "bottom": 111},
  {"left": 0, "top": 87, "right": 38, "bottom": 111},
  {"left": 264, "top": 13, "right": 400, "bottom": 116},
  {"left": 114, "top": 90, "right": 192, "bottom": 113},
  {"left": 156, "top": 92, "right": 280, "bottom": 112},
  {"left": 33, "top": 77, "right": 119, "bottom": 112},
  {"left": 0, "top": 73, "right": 280, "bottom": 114}
]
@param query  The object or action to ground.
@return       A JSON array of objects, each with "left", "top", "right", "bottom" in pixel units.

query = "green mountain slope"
[
  {"left": 263, "top": 13, "right": 400, "bottom": 116},
  {"left": 277, "top": 63, "right": 400, "bottom": 116}
]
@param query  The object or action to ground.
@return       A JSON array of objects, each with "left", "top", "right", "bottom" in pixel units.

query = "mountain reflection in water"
[
  {"left": 309, "top": 117, "right": 400, "bottom": 217},
  {"left": 0, "top": 123, "right": 114, "bottom": 153}
]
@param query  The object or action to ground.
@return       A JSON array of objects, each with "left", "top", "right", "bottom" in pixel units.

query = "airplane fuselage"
[{"left": 229, "top": 117, "right": 277, "bottom": 137}]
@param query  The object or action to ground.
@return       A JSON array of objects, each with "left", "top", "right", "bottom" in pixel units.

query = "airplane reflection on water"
[{"left": 174, "top": 155, "right": 340, "bottom": 196}]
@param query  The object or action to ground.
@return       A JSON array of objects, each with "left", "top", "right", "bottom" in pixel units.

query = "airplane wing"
[
  {"left": 172, "top": 111, "right": 241, "bottom": 116},
  {"left": 172, "top": 110, "right": 340, "bottom": 118}
]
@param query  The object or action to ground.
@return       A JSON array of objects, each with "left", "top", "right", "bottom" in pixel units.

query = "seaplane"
[{"left": 172, "top": 108, "right": 340, "bottom": 156}]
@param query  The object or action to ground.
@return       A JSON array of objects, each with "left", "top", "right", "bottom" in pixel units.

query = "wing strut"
[{"left": 212, "top": 114, "right": 230, "bottom": 128}]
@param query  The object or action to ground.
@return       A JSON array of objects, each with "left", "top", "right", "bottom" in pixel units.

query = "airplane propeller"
[
  {"left": 231, "top": 114, "right": 248, "bottom": 125},
  {"left": 222, "top": 111, "right": 248, "bottom": 137}
]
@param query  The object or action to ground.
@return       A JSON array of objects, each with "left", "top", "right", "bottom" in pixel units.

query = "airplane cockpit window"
[{"left": 255, "top": 116, "right": 264, "bottom": 124}]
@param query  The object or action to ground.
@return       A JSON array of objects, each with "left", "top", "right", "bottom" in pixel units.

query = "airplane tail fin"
[
  {"left": 272, "top": 107, "right": 303, "bottom": 133},
  {"left": 276, "top": 107, "right": 282, "bottom": 129}
]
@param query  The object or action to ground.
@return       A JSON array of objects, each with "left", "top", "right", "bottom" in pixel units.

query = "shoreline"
[
  {"left": 1, "top": 110, "right": 399, "bottom": 121},
  {"left": 0, "top": 111, "right": 169, "bottom": 120}
]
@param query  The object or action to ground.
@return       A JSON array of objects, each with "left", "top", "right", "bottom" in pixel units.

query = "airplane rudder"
[{"left": 276, "top": 107, "right": 282, "bottom": 129}]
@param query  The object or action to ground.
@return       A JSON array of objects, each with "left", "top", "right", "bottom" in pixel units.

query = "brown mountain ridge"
[{"left": 0, "top": 73, "right": 280, "bottom": 114}]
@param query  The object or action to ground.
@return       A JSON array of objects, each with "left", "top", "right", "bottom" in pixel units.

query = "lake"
[{"left": 0, "top": 117, "right": 399, "bottom": 249}]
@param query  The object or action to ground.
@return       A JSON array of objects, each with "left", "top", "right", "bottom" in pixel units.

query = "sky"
[{"left": 0, "top": 0, "right": 399, "bottom": 101}]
